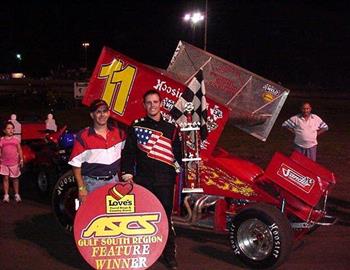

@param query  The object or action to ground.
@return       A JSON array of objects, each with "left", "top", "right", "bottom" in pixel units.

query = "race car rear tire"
[
  {"left": 228, "top": 203, "right": 293, "bottom": 269},
  {"left": 51, "top": 170, "right": 78, "bottom": 233},
  {"left": 37, "top": 167, "right": 57, "bottom": 196}
]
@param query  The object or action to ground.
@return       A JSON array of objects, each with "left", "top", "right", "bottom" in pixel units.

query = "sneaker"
[
  {"left": 3, "top": 194, "right": 10, "bottom": 203},
  {"left": 14, "top": 194, "right": 22, "bottom": 203}
]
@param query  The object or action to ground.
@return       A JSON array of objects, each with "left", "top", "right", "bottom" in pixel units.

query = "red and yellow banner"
[{"left": 74, "top": 183, "right": 168, "bottom": 270}]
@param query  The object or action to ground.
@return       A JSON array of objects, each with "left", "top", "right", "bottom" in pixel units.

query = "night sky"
[{"left": 1, "top": 0, "right": 349, "bottom": 89}]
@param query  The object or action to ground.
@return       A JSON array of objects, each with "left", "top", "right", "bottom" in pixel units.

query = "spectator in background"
[
  {"left": 9, "top": 114, "right": 21, "bottom": 142},
  {"left": 68, "top": 99, "right": 125, "bottom": 204},
  {"left": 1, "top": 121, "right": 24, "bottom": 203},
  {"left": 45, "top": 113, "right": 57, "bottom": 132},
  {"left": 282, "top": 102, "right": 328, "bottom": 161}
]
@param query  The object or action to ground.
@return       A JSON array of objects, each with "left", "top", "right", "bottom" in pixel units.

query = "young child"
[{"left": 0, "top": 121, "right": 24, "bottom": 203}]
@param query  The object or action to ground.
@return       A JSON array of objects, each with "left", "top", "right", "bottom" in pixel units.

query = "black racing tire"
[
  {"left": 51, "top": 170, "right": 78, "bottom": 233},
  {"left": 228, "top": 203, "right": 293, "bottom": 269},
  {"left": 37, "top": 167, "right": 57, "bottom": 196}
]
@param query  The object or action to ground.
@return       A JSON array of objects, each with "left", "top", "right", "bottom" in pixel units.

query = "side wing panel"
[{"left": 82, "top": 47, "right": 229, "bottom": 156}]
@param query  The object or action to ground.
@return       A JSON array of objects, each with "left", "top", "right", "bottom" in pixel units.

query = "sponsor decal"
[
  {"left": 269, "top": 223, "right": 281, "bottom": 258},
  {"left": 229, "top": 222, "right": 281, "bottom": 260},
  {"left": 55, "top": 174, "right": 76, "bottom": 196},
  {"left": 74, "top": 183, "right": 168, "bottom": 270},
  {"left": 207, "top": 116, "right": 219, "bottom": 132},
  {"left": 200, "top": 139, "right": 210, "bottom": 150},
  {"left": 205, "top": 105, "right": 221, "bottom": 133},
  {"left": 210, "top": 105, "right": 223, "bottom": 120},
  {"left": 262, "top": 84, "right": 280, "bottom": 102},
  {"left": 161, "top": 97, "right": 175, "bottom": 111},
  {"left": 277, "top": 163, "right": 315, "bottom": 193},
  {"left": 153, "top": 79, "right": 182, "bottom": 99},
  {"left": 52, "top": 173, "right": 77, "bottom": 232},
  {"left": 228, "top": 223, "right": 241, "bottom": 255}
]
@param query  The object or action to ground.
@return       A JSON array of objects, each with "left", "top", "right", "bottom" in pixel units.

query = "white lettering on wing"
[
  {"left": 153, "top": 79, "right": 182, "bottom": 98},
  {"left": 281, "top": 167, "right": 314, "bottom": 187}
]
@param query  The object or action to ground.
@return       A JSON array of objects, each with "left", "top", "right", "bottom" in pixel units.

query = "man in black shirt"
[{"left": 121, "top": 89, "right": 181, "bottom": 269}]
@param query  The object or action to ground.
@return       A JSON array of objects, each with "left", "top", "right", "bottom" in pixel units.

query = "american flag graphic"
[{"left": 135, "top": 126, "right": 175, "bottom": 166}]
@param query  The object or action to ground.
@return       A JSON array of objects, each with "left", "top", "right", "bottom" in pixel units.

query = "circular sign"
[{"left": 74, "top": 183, "right": 168, "bottom": 270}]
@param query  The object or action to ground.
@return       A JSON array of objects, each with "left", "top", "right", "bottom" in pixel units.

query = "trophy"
[{"left": 181, "top": 102, "right": 204, "bottom": 193}]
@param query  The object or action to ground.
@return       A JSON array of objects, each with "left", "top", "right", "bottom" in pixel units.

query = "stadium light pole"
[
  {"left": 15, "top": 53, "right": 22, "bottom": 71},
  {"left": 204, "top": 0, "right": 208, "bottom": 51},
  {"left": 183, "top": 11, "right": 206, "bottom": 50},
  {"left": 82, "top": 42, "right": 90, "bottom": 69}
]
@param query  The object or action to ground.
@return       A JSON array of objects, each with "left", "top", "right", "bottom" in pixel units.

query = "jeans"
[
  {"left": 83, "top": 175, "right": 119, "bottom": 193},
  {"left": 294, "top": 144, "right": 317, "bottom": 161}
]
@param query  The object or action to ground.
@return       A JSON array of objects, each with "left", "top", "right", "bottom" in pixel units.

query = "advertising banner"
[
  {"left": 74, "top": 183, "right": 168, "bottom": 270},
  {"left": 74, "top": 81, "right": 89, "bottom": 100}
]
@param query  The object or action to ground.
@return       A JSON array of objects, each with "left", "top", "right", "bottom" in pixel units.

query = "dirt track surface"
[{"left": 1, "top": 195, "right": 350, "bottom": 270}]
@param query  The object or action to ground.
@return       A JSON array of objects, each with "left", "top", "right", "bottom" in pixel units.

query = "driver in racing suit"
[{"left": 121, "top": 89, "right": 181, "bottom": 270}]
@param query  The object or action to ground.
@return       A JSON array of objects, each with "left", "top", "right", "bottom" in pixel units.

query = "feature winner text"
[{"left": 77, "top": 235, "right": 163, "bottom": 269}]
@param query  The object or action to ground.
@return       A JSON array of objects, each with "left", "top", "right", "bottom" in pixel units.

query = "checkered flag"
[{"left": 170, "top": 69, "right": 208, "bottom": 140}]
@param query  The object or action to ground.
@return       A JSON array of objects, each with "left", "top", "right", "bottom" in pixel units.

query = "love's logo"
[
  {"left": 109, "top": 182, "right": 133, "bottom": 200},
  {"left": 106, "top": 183, "right": 135, "bottom": 214}
]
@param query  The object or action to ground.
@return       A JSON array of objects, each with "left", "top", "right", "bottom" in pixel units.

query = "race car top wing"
[{"left": 166, "top": 41, "right": 290, "bottom": 142}]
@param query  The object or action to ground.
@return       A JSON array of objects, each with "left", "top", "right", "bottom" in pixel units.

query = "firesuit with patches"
[{"left": 121, "top": 115, "right": 181, "bottom": 259}]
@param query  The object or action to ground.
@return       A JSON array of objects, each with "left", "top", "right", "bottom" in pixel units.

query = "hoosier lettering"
[{"left": 153, "top": 79, "right": 182, "bottom": 98}]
